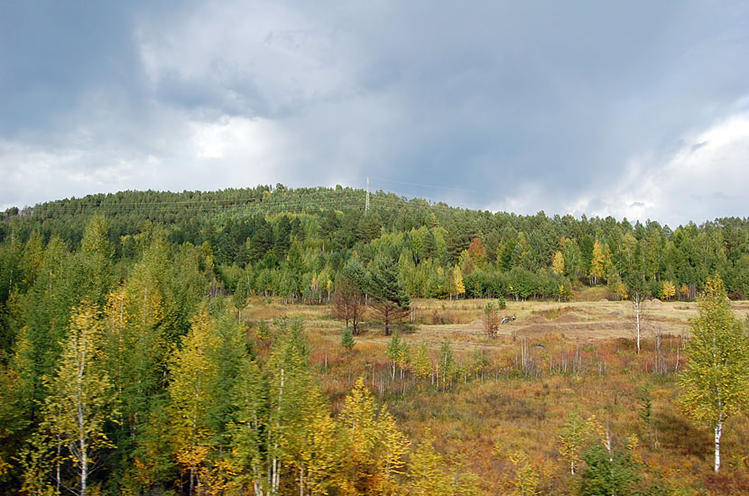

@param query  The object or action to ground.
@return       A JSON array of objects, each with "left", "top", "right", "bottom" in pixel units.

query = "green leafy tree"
[
  {"left": 232, "top": 269, "right": 250, "bottom": 322},
  {"left": 227, "top": 357, "right": 267, "bottom": 495},
  {"left": 623, "top": 268, "right": 650, "bottom": 354},
  {"left": 679, "top": 275, "right": 749, "bottom": 472},
  {"left": 437, "top": 340, "right": 456, "bottom": 391},
  {"left": 22, "top": 301, "right": 116, "bottom": 496},
  {"left": 386, "top": 331, "right": 405, "bottom": 380}
]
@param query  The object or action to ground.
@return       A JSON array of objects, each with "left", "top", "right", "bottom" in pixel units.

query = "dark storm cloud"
[
  {"left": 1, "top": 1, "right": 748, "bottom": 226},
  {"left": 0, "top": 3, "right": 148, "bottom": 135}
]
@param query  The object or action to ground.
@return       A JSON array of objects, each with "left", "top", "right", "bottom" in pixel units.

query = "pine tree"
[
  {"left": 265, "top": 318, "right": 315, "bottom": 494},
  {"left": 78, "top": 215, "right": 114, "bottom": 306},
  {"left": 18, "top": 236, "right": 84, "bottom": 415},
  {"left": 342, "top": 327, "right": 355, "bottom": 353},
  {"left": 483, "top": 302, "right": 499, "bottom": 338},
  {"left": 507, "top": 451, "right": 540, "bottom": 496},
  {"left": 379, "top": 408, "right": 409, "bottom": 492},
  {"left": 129, "top": 399, "right": 176, "bottom": 494},
  {"left": 101, "top": 243, "right": 168, "bottom": 481},
  {"left": 232, "top": 270, "right": 250, "bottom": 322},
  {"left": 368, "top": 255, "right": 410, "bottom": 336},
  {"left": 679, "top": 275, "right": 749, "bottom": 472},
  {"left": 300, "top": 401, "right": 342, "bottom": 495}
]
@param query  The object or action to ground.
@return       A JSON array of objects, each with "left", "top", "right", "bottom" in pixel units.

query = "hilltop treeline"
[{"left": 2, "top": 185, "right": 748, "bottom": 308}]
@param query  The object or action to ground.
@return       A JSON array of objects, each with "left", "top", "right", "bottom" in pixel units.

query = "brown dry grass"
[
  {"left": 238, "top": 295, "right": 749, "bottom": 494},
  {"left": 245, "top": 296, "right": 747, "bottom": 352}
]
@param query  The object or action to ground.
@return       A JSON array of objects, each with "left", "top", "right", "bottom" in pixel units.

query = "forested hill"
[
  {"left": 0, "top": 184, "right": 748, "bottom": 493},
  {"left": 2, "top": 184, "right": 748, "bottom": 304}
]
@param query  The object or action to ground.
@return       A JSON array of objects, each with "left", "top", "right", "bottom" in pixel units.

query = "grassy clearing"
[{"left": 239, "top": 296, "right": 749, "bottom": 494}]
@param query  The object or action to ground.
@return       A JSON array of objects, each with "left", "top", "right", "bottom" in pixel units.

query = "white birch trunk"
[
  {"left": 714, "top": 422, "right": 722, "bottom": 473},
  {"left": 77, "top": 329, "right": 88, "bottom": 496}
]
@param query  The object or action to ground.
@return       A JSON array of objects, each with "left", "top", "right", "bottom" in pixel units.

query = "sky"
[{"left": 1, "top": 1, "right": 748, "bottom": 227}]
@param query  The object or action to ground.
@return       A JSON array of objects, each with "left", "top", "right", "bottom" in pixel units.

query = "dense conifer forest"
[
  {"left": 0, "top": 185, "right": 747, "bottom": 495},
  {"left": 3, "top": 184, "right": 748, "bottom": 305}
]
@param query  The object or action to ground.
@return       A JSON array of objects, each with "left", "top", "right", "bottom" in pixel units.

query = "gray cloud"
[{"left": 1, "top": 1, "right": 748, "bottom": 227}]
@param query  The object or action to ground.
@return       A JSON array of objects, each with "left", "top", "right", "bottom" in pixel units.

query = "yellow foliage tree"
[
  {"left": 451, "top": 265, "right": 465, "bottom": 300},
  {"left": 380, "top": 408, "right": 410, "bottom": 492},
  {"left": 168, "top": 310, "right": 220, "bottom": 495},
  {"left": 339, "top": 377, "right": 409, "bottom": 495},
  {"left": 411, "top": 342, "right": 432, "bottom": 380},
  {"left": 299, "top": 390, "right": 343, "bottom": 495},
  {"left": 551, "top": 251, "right": 565, "bottom": 276},
  {"left": 507, "top": 451, "right": 540, "bottom": 496},
  {"left": 407, "top": 430, "right": 450, "bottom": 496},
  {"left": 680, "top": 284, "right": 690, "bottom": 301},
  {"left": 339, "top": 377, "right": 381, "bottom": 493},
  {"left": 589, "top": 240, "right": 605, "bottom": 285},
  {"left": 660, "top": 281, "right": 676, "bottom": 300}
]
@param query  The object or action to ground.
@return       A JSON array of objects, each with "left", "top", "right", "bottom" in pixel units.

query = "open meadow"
[{"left": 240, "top": 295, "right": 749, "bottom": 495}]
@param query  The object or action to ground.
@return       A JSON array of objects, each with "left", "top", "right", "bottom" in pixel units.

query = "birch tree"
[
  {"left": 25, "top": 301, "right": 115, "bottom": 496},
  {"left": 623, "top": 269, "right": 650, "bottom": 354},
  {"left": 167, "top": 309, "right": 220, "bottom": 495},
  {"left": 679, "top": 275, "right": 748, "bottom": 473}
]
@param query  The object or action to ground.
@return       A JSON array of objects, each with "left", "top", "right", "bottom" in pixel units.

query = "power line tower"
[{"left": 365, "top": 176, "right": 370, "bottom": 212}]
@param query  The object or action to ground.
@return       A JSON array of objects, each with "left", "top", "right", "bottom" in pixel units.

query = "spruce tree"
[{"left": 341, "top": 327, "right": 355, "bottom": 353}]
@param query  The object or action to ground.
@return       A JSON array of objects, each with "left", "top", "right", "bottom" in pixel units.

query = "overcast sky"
[{"left": 1, "top": 1, "right": 748, "bottom": 227}]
